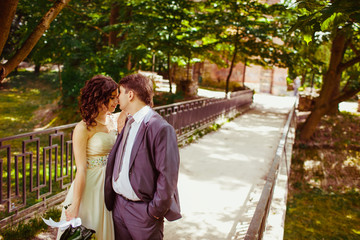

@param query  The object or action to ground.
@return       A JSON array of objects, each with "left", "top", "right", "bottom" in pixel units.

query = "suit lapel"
[{"left": 108, "top": 129, "right": 124, "bottom": 169}]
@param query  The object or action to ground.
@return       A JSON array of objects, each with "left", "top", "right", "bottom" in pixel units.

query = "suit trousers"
[{"left": 113, "top": 194, "right": 164, "bottom": 240}]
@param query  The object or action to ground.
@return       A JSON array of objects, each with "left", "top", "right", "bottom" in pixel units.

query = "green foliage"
[
  {"left": 124, "top": 0, "right": 202, "bottom": 77},
  {"left": 95, "top": 46, "right": 131, "bottom": 80},
  {"left": 184, "top": 122, "right": 223, "bottom": 146},
  {"left": 200, "top": 78, "right": 245, "bottom": 92},
  {"left": 285, "top": 0, "right": 360, "bottom": 88},
  {"left": 8, "top": 0, "right": 358, "bottom": 111},
  {"left": 60, "top": 63, "right": 90, "bottom": 108},
  {"left": 153, "top": 92, "right": 187, "bottom": 106},
  {"left": 290, "top": 0, "right": 360, "bottom": 38},
  {"left": 195, "top": 0, "right": 290, "bottom": 68},
  {"left": 4, "top": 0, "right": 300, "bottom": 106}
]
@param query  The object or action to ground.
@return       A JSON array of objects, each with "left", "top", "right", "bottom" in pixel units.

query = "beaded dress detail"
[{"left": 86, "top": 130, "right": 117, "bottom": 168}]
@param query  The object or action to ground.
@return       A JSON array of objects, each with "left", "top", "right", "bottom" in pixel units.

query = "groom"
[{"left": 105, "top": 73, "right": 181, "bottom": 240}]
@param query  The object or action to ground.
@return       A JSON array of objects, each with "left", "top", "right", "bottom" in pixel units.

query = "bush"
[
  {"left": 199, "top": 78, "right": 245, "bottom": 92},
  {"left": 0, "top": 207, "right": 61, "bottom": 240}
]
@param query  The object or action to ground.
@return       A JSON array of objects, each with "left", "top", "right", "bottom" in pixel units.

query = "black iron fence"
[
  {"left": 0, "top": 89, "right": 253, "bottom": 228},
  {"left": 245, "top": 101, "right": 297, "bottom": 239}
]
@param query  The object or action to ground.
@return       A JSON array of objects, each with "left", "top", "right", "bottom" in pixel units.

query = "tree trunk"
[
  {"left": 58, "top": 64, "right": 63, "bottom": 99},
  {"left": 301, "top": 73, "right": 306, "bottom": 86},
  {"left": 34, "top": 64, "right": 41, "bottom": 74},
  {"left": 269, "top": 68, "right": 275, "bottom": 94},
  {"left": 225, "top": 27, "right": 240, "bottom": 96},
  {"left": 0, "top": 0, "right": 71, "bottom": 81},
  {"left": 109, "top": 3, "right": 120, "bottom": 46},
  {"left": 0, "top": 0, "right": 19, "bottom": 55},
  {"left": 127, "top": 54, "right": 132, "bottom": 70},
  {"left": 186, "top": 57, "right": 191, "bottom": 81},
  {"left": 300, "top": 30, "right": 347, "bottom": 140},
  {"left": 152, "top": 52, "right": 155, "bottom": 72},
  {"left": 225, "top": 42, "right": 238, "bottom": 96},
  {"left": 327, "top": 73, "right": 341, "bottom": 115},
  {"left": 242, "top": 58, "right": 247, "bottom": 87},
  {"left": 167, "top": 52, "right": 172, "bottom": 93}
]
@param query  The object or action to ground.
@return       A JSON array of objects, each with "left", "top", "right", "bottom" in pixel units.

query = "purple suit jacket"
[{"left": 104, "top": 109, "right": 181, "bottom": 221}]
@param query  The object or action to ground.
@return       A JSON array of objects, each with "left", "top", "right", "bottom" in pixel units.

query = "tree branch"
[
  {"left": 338, "top": 55, "right": 360, "bottom": 72},
  {"left": 60, "top": 1, "right": 109, "bottom": 37},
  {"left": 331, "top": 87, "right": 360, "bottom": 106},
  {"left": 349, "top": 41, "right": 360, "bottom": 56},
  {"left": 340, "top": 78, "right": 351, "bottom": 92},
  {"left": 0, "top": 0, "right": 71, "bottom": 81}
]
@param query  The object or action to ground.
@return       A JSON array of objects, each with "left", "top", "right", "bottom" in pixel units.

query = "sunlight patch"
[
  {"left": 30, "top": 89, "right": 40, "bottom": 94},
  {"left": 2, "top": 116, "right": 19, "bottom": 122},
  {"left": 303, "top": 160, "right": 322, "bottom": 171},
  {"left": 342, "top": 157, "right": 360, "bottom": 170}
]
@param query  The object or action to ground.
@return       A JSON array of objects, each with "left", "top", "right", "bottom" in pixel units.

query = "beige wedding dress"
[{"left": 57, "top": 119, "right": 117, "bottom": 240}]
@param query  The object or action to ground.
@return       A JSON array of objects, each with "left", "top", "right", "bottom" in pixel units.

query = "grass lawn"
[
  {"left": 284, "top": 112, "right": 360, "bottom": 239},
  {"left": 0, "top": 71, "right": 60, "bottom": 138}
]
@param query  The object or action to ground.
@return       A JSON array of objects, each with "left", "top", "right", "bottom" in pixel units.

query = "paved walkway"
[{"left": 164, "top": 94, "right": 296, "bottom": 240}]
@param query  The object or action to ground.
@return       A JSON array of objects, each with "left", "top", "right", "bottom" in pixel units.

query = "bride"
[{"left": 57, "top": 75, "right": 126, "bottom": 240}]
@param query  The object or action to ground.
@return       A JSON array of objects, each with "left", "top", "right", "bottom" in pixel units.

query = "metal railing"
[
  {"left": 244, "top": 102, "right": 297, "bottom": 240},
  {"left": 156, "top": 90, "right": 254, "bottom": 143},
  {"left": 0, "top": 89, "right": 253, "bottom": 228}
]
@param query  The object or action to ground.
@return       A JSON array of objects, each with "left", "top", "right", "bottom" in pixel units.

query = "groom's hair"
[{"left": 119, "top": 73, "right": 154, "bottom": 107}]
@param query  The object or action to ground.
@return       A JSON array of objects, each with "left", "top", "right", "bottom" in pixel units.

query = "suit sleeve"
[{"left": 148, "top": 124, "right": 180, "bottom": 219}]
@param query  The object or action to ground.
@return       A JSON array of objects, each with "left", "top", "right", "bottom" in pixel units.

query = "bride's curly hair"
[{"left": 79, "top": 75, "right": 118, "bottom": 128}]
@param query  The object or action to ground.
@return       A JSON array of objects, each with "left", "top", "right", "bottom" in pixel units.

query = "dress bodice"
[{"left": 86, "top": 115, "right": 118, "bottom": 169}]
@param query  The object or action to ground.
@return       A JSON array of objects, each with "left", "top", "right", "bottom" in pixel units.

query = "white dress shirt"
[{"left": 112, "top": 105, "right": 151, "bottom": 200}]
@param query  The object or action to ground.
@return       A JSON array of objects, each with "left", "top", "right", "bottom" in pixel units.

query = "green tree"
[
  {"left": 127, "top": 0, "right": 196, "bottom": 92},
  {"left": 289, "top": 0, "right": 360, "bottom": 140},
  {"left": 195, "top": 0, "right": 289, "bottom": 94}
]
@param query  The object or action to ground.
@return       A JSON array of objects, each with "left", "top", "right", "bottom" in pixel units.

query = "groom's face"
[{"left": 118, "top": 85, "right": 131, "bottom": 111}]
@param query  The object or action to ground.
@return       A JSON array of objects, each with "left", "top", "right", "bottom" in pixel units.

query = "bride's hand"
[
  {"left": 65, "top": 204, "right": 79, "bottom": 221},
  {"left": 117, "top": 111, "right": 127, "bottom": 133}
]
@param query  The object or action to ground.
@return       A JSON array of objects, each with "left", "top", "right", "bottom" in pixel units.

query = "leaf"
[
  {"left": 303, "top": 34, "right": 312, "bottom": 44},
  {"left": 320, "top": 12, "right": 342, "bottom": 31}
]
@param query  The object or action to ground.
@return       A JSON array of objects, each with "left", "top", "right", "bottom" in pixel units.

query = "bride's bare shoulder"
[{"left": 74, "top": 120, "right": 91, "bottom": 135}]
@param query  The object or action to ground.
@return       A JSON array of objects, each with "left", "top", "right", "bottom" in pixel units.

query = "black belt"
[{"left": 120, "top": 194, "right": 142, "bottom": 203}]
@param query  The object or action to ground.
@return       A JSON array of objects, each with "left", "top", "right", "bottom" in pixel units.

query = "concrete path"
[{"left": 164, "top": 94, "right": 296, "bottom": 240}]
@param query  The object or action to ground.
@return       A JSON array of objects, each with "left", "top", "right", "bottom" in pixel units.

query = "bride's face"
[
  {"left": 106, "top": 89, "right": 119, "bottom": 113},
  {"left": 99, "top": 89, "right": 119, "bottom": 114}
]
